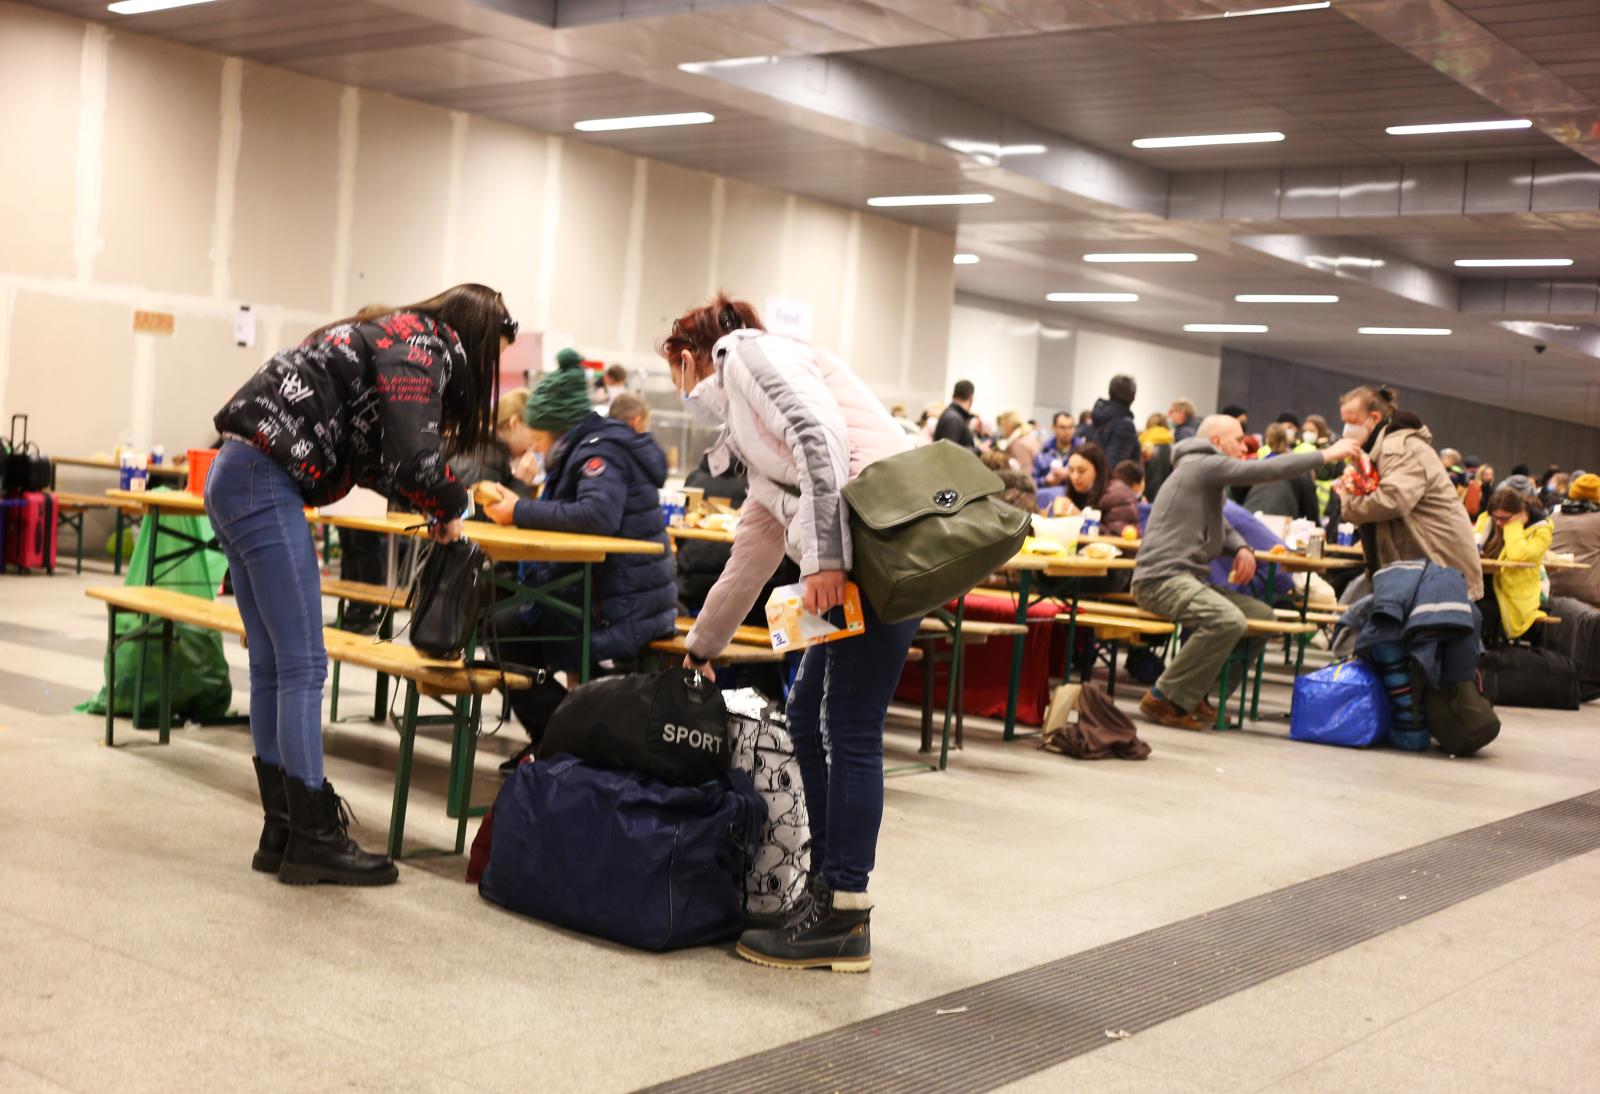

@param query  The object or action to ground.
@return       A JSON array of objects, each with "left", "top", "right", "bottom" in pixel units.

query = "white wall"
[
  {"left": 945, "top": 303, "right": 1046, "bottom": 426},
  {"left": 1072, "top": 329, "right": 1219, "bottom": 429},
  {"left": 0, "top": 2, "right": 956, "bottom": 474}
]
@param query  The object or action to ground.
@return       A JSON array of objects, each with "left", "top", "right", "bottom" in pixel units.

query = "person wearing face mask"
[
  {"left": 1299, "top": 414, "right": 1335, "bottom": 517},
  {"left": 1334, "top": 385, "right": 1483, "bottom": 600},
  {"left": 480, "top": 354, "right": 677, "bottom": 754},
  {"left": 662, "top": 293, "right": 920, "bottom": 974}
]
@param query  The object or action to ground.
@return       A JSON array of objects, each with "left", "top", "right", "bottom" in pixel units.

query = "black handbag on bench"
[{"left": 408, "top": 538, "right": 486, "bottom": 660}]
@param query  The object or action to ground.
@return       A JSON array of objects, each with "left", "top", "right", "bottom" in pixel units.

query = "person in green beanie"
[{"left": 481, "top": 355, "right": 677, "bottom": 760}]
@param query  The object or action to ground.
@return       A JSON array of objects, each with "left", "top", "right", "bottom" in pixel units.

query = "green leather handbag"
[{"left": 842, "top": 440, "right": 1031, "bottom": 624}]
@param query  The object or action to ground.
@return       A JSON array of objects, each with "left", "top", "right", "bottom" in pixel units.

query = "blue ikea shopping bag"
[
  {"left": 1289, "top": 659, "right": 1390, "bottom": 748},
  {"left": 479, "top": 755, "right": 765, "bottom": 951}
]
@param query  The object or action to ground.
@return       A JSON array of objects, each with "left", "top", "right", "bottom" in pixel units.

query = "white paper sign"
[
  {"left": 234, "top": 305, "right": 256, "bottom": 348},
  {"left": 763, "top": 296, "right": 813, "bottom": 342}
]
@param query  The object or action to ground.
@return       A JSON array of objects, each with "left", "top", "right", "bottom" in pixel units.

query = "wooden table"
[
  {"left": 58, "top": 455, "right": 186, "bottom": 479},
  {"left": 1325, "top": 542, "right": 1364, "bottom": 558}
]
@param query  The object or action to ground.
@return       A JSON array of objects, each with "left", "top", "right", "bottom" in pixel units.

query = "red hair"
[{"left": 658, "top": 293, "right": 765, "bottom": 368}]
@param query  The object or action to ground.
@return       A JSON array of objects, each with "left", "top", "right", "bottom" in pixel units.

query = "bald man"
[{"left": 1133, "top": 415, "right": 1360, "bottom": 729}]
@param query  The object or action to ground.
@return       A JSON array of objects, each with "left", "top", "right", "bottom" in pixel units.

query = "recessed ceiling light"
[
  {"left": 1047, "top": 292, "right": 1139, "bottom": 302},
  {"left": 1132, "top": 132, "right": 1284, "bottom": 149},
  {"left": 953, "top": 254, "right": 980, "bottom": 265},
  {"left": 1454, "top": 259, "right": 1573, "bottom": 268},
  {"left": 574, "top": 112, "right": 715, "bottom": 132},
  {"left": 107, "top": 0, "right": 218, "bottom": 10},
  {"left": 1234, "top": 294, "right": 1339, "bottom": 303},
  {"left": 1386, "top": 120, "right": 1531, "bottom": 135},
  {"left": 867, "top": 194, "right": 995, "bottom": 207},
  {"left": 1224, "top": 2, "right": 1330, "bottom": 15},
  {"left": 1184, "top": 324, "right": 1268, "bottom": 333},
  {"left": 1358, "top": 327, "right": 1452, "bottom": 336},
  {"left": 1083, "top": 252, "right": 1197, "bottom": 263},
  {"left": 943, "top": 139, "right": 1047, "bottom": 159},
  {"left": 677, "top": 57, "right": 776, "bottom": 73}
]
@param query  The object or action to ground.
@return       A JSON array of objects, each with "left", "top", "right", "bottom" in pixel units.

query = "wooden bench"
[
  {"left": 321, "top": 578, "right": 410, "bottom": 722},
  {"left": 1274, "top": 607, "right": 1344, "bottom": 626},
  {"left": 85, "top": 585, "right": 529, "bottom": 858},
  {"left": 50, "top": 491, "right": 145, "bottom": 574}
]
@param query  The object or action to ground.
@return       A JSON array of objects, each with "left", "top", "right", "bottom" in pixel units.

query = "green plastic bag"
[{"left": 77, "top": 498, "right": 235, "bottom": 724}]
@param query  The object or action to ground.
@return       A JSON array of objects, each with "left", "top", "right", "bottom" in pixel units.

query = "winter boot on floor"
[
  {"left": 279, "top": 777, "right": 399, "bottom": 887},
  {"left": 251, "top": 757, "right": 291, "bottom": 873},
  {"left": 745, "top": 872, "right": 829, "bottom": 931},
  {"left": 736, "top": 889, "right": 872, "bottom": 972}
]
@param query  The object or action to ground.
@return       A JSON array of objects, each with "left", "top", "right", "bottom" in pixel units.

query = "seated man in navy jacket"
[{"left": 482, "top": 353, "right": 676, "bottom": 751}]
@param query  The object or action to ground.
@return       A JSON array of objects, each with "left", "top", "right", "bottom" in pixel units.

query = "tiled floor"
[{"left": 2, "top": 567, "right": 1598, "bottom": 1092}]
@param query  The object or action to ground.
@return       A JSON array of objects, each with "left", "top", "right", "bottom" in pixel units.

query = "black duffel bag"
[
  {"left": 537, "top": 668, "right": 729, "bottom": 786},
  {"left": 1477, "top": 645, "right": 1581, "bottom": 710},
  {"left": 4, "top": 415, "right": 52, "bottom": 493}
]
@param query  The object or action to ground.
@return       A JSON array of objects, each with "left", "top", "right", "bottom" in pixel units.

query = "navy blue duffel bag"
[{"left": 479, "top": 755, "right": 766, "bottom": 951}]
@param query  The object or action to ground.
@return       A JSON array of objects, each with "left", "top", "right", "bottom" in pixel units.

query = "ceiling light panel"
[
  {"left": 1454, "top": 259, "right": 1572, "bottom": 268},
  {"left": 1132, "top": 132, "right": 1284, "bottom": 149},
  {"left": 1083, "top": 253, "right": 1197, "bottom": 263},
  {"left": 108, "top": 0, "right": 218, "bottom": 10},
  {"left": 952, "top": 254, "right": 980, "bottom": 265},
  {"left": 1184, "top": 324, "right": 1268, "bottom": 333},
  {"left": 1223, "top": 2, "right": 1330, "bottom": 16},
  {"left": 574, "top": 112, "right": 714, "bottom": 132},
  {"left": 1047, "top": 293, "right": 1139, "bottom": 302},
  {"left": 1234, "top": 294, "right": 1339, "bottom": 303},
  {"left": 868, "top": 194, "right": 994, "bottom": 207},
  {"left": 1386, "top": 120, "right": 1531, "bottom": 135},
  {"left": 1358, "top": 327, "right": 1452, "bottom": 336}
]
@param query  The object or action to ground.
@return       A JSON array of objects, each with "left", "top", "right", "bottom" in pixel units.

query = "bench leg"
[
  {"left": 1003, "top": 572, "right": 1031, "bottom": 741},
  {"left": 1250, "top": 643, "right": 1268, "bottom": 722},
  {"left": 1215, "top": 657, "right": 1232, "bottom": 731},
  {"left": 329, "top": 600, "right": 344, "bottom": 723},
  {"left": 446, "top": 691, "right": 472, "bottom": 819},
  {"left": 1236, "top": 651, "right": 1251, "bottom": 729},
  {"left": 158, "top": 620, "right": 175, "bottom": 746},
  {"left": 1107, "top": 640, "right": 1120, "bottom": 698},
  {"left": 372, "top": 610, "right": 393, "bottom": 722},
  {"left": 113, "top": 509, "right": 124, "bottom": 577},
  {"left": 579, "top": 563, "right": 593, "bottom": 684},
  {"left": 453, "top": 694, "right": 482, "bottom": 855},
  {"left": 918, "top": 639, "right": 934, "bottom": 753},
  {"left": 388, "top": 683, "right": 420, "bottom": 861},
  {"left": 105, "top": 607, "right": 118, "bottom": 747}
]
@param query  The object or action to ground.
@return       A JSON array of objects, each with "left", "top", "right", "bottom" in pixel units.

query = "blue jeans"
[
  {"left": 784, "top": 593, "right": 919, "bottom": 893},
  {"left": 205, "top": 441, "right": 328, "bottom": 789}
]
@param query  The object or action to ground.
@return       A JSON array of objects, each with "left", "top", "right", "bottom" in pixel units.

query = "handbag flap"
[{"left": 842, "top": 441, "right": 1005, "bottom": 532}]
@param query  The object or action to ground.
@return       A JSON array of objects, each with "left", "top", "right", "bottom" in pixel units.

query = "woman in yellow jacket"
[{"left": 1476, "top": 486, "right": 1552, "bottom": 642}]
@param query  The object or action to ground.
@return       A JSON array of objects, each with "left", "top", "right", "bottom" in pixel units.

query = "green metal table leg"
[
  {"left": 329, "top": 599, "right": 344, "bottom": 723},
  {"left": 1215, "top": 657, "right": 1232, "bottom": 731},
  {"left": 445, "top": 688, "right": 473, "bottom": 819},
  {"left": 158, "top": 619, "right": 176, "bottom": 745},
  {"left": 937, "top": 599, "right": 967, "bottom": 771},
  {"left": 580, "top": 563, "right": 593, "bottom": 684},
  {"left": 1236, "top": 650, "right": 1251, "bottom": 728},
  {"left": 71, "top": 511, "right": 84, "bottom": 574},
  {"left": 1002, "top": 571, "right": 1032, "bottom": 741},
  {"left": 105, "top": 607, "right": 118, "bottom": 747},
  {"left": 373, "top": 610, "right": 392, "bottom": 722},
  {"left": 132, "top": 513, "right": 159, "bottom": 729},
  {"left": 454, "top": 695, "right": 482, "bottom": 854},
  {"left": 1062, "top": 577, "right": 1081, "bottom": 684},
  {"left": 388, "top": 684, "right": 420, "bottom": 861},
  {"left": 1250, "top": 642, "right": 1266, "bottom": 721},
  {"left": 113, "top": 509, "right": 125, "bottom": 576}
]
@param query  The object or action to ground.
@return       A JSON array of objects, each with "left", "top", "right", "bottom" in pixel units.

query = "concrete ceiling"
[{"left": 26, "top": 0, "right": 1600, "bottom": 427}]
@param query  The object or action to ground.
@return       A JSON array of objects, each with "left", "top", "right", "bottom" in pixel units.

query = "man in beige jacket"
[{"left": 1336, "top": 386, "right": 1484, "bottom": 601}]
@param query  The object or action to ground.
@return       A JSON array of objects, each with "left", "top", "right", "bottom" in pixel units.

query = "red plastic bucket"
[{"left": 186, "top": 448, "right": 219, "bottom": 495}]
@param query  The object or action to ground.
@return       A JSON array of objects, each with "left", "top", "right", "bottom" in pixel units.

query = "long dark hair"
[
  {"left": 1068, "top": 441, "right": 1108, "bottom": 509},
  {"left": 309, "top": 283, "right": 515, "bottom": 458}
]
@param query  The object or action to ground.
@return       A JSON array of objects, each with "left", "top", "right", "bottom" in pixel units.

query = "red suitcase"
[{"left": 4, "top": 491, "right": 57, "bottom": 573}]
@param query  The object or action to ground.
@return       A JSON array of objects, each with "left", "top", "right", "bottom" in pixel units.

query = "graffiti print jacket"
[{"left": 213, "top": 311, "right": 470, "bottom": 521}]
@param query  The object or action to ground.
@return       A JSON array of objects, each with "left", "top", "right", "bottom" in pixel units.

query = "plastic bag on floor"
[
  {"left": 1289, "top": 659, "right": 1389, "bottom": 748},
  {"left": 76, "top": 502, "right": 233, "bottom": 723},
  {"left": 724, "top": 688, "right": 811, "bottom": 918}
]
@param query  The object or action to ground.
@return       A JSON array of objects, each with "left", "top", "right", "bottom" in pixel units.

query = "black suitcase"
[
  {"left": 3, "top": 415, "right": 52, "bottom": 493},
  {"left": 1477, "top": 645, "right": 1581, "bottom": 710}
]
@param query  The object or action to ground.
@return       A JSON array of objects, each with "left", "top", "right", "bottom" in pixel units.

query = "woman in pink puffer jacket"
[{"left": 663, "top": 295, "right": 920, "bottom": 975}]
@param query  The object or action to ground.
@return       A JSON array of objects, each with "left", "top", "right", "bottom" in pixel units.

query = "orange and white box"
[{"left": 765, "top": 582, "right": 865, "bottom": 652}]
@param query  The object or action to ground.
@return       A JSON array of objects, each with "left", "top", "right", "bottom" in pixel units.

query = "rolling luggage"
[
  {"left": 3, "top": 491, "right": 57, "bottom": 574},
  {"left": 1478, "top": 646, "right": 1580, "bottom": 710},
  {"left": 479, "top": 756, "right": 764, "bottom": 951},
  {"left": 3, "top": 415, "right": 52, "bottom": 493}
]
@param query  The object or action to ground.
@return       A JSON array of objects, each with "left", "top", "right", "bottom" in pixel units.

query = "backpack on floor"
[
  {"left": 724, "top": 689, "right": 811, "bottom": 918},
  {"left": 1478, "top": 646, "right": 1580, "bottom": 710},
  {"left": 479, "top": 756, "right": 764, "bottom": 952},
  {"left": 1289, "top": 659, "right": 1389, "bottom": 749},
  {"left": 1414, "top": 667, "right": 1500, "bottom": 758},
  {"left": 536, "top": 668, "right": 730, "bottom": 785}
]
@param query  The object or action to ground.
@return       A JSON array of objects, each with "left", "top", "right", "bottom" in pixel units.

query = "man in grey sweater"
[{"left": 1135, "top": 415, "right": 1358, "bottom": 729}]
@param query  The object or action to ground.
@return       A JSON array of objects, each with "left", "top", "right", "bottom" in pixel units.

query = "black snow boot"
[
  {"left": 251, "top": 757, "right": 290, "bottom": 873},
  {"left": 279, "top": 777, "right": 399, "bottom": 887},
  {"left": 736, "top": 889, "right": 872, "bottom": 973}
]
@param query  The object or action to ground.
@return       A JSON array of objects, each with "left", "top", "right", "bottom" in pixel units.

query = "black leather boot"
[
  {"left": 279, "top": 777, "right": 399, "bottom": 887},
  {"left": 736, "top": 889, "right": 872, "bottom": 972},
  {"left": 251, "top": 757, "right": 291, "bottom": 873}
]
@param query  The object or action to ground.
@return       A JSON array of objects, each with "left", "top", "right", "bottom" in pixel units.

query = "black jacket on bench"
[{"left": 213, "top": 311, "right": 469, "bottom": 522}]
